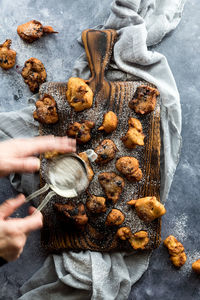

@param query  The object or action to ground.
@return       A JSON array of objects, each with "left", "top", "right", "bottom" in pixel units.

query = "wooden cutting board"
[{"left": 39, "top": 29, "right": 161, "bottom": 253}]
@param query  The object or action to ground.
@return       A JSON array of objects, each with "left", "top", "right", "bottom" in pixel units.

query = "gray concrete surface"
[{"left": 0, "top": 0, "right": 200, "bottom": 299}]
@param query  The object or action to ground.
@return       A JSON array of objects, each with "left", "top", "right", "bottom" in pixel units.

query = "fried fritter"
[
  {"left": 98, "top": 172, "right": 125, "bottom": 204},
  {"left": 17, "top": 20, "right": 58, "bottom": 43},
  {"left": 86, "top": 193, "right": 106, "bottom": 214},
  {"left": 122, "top": 118, "right": 145, "bottom": 149},
  {"left": 98, "top": 111, "right": 118, "bottom": 133},
  {"left": 129, "top": 231, "right": 149, "bottom": 250},
  {"left": 170, "top": 253, "right": 187, "bottom": 268},
  {"left": 117, "top": 227, "right": 149, "bottom": 250},
  {"left": 0, "top": 40, "right": 16, "bottom": 70},
  {"left": 164, "top": 235, "right": 185, "bottom": 256},
  {"left": 54, "top": 202, "right": 88, "bottom": 229},
  {"left": 127, "top": 196, "right": 166, "bottom": 222},
  {"left": 95, "top": 139, "right": 118, "bottom": 165},
  {"left": 67, "top": 120, "right": 95, "bottom": 144},
  {"left": 192, "top": 259, "right": 200, "bottom": 274},
  {"left": 66, "top": 77, "right": 93, "bottom": 112},
  {"left": 21, "top": 57, "right": 47, "bottom": 93},
  {"left": 33, "top": 94, "right": 58, "bottom": 124},
  {"left": 117, "top": 227, "right": 132, "bottom": 240},
  {"left": 164, "top": 235, "right": 187, "bottom": 268},
  {"left": 44, "top": 150, "right": 61, "bottom": 159},
  {"left": 78, "top": 152, "right": 94, "bottom": 182},
  {"left": 129, "top": 85, "right": 160, "bottom": 114},
  {"left": 116, "top": 156, "right": 142, "bottom": 182},
  {"left": 105, "top": 209, "right": 125, "bottom": 226}
]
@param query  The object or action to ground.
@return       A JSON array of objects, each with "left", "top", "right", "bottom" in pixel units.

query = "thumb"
[
  {"left": 0, "top": 194, "right": 25, "bottom": 219},
  {"left": 0, "top": 157, "right": 40, "bottom": 176}
]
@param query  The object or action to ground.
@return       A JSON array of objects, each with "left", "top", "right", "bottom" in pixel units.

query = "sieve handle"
[
  {"left": 85, "top": 149, "right": 97, "bottom": 163},
  {"left": 25, "top": 183, "right": 50, "bottom": 202},
  {"left": 33, "top": 191, "right": 56, "bottom": 214}
]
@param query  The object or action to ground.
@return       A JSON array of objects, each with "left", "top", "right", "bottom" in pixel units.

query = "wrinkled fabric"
[
  {"left": 0, "top": 0, "right": 186, "bottom": 299},
  {"left": 19, "top": 251, "right": 150, "bottom": 300}
]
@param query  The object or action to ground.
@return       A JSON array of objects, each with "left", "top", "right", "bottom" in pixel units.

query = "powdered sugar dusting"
[
  {"left": 39, "top": 79, "right": 161, "bottom": 251},
  {"left": 181, "top": 249, "right": 200, "bottom": 277},
  {"left": 170, "top": 214, "right": 188, "bottom": 242},
  {"left": 164, "top": 214, "right": 200, "bottom": 276}
]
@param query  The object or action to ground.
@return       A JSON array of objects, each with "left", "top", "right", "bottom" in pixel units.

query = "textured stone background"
[{"left": 0, "top": 0, "right": 200, "bottom": 299}]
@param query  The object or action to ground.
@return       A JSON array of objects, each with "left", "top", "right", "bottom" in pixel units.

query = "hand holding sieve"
[{"left": 25, "top": 150, "right": 97, "bottom": 213}]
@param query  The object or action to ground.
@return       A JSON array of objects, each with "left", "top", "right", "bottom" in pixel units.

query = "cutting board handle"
[{"left": 82, "top": 29, "right": 117, "bottom": 95}]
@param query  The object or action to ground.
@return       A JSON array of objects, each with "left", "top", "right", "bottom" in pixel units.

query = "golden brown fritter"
[
  {"left": 54, "top": 202, "right": 88, "bottom": 229},
  {"left": 164, "top": 235, "right": 187, "bottom": 268},
  {"left": 127, "top": 196, "right": 166, "bottom": 222},
  {"left": 44, "top": 150, "right": 61, "bottom": 159},
  {"left": 116, "top": 156, "right": 142, "bottom": 182},
  {"left": 117, "top": 227, "right": 132, "bottom": 240},
  {"left": 33, "top": 94, "right": 58, "bottom": 124},
  {"left": 95, "top": 139, "right": 118, "bottom": 165},
  {"left": 117, "top": 227, "right": 149, "bottom": 250},
  {"left": 86, "top": 193, "right": 106, "bottom": 214},
  {"left": 67, "top": 120, "right": 95, "bottom": 144},
  {"left": 170, "top": 253, "right": 187, "bottom": 268},
  {"left": 21, "top": 57, "right": 47, "bottom": 93},
  {"left": 129, "top": 231, "right": 149, "bottom": 250},
  {"left": 17, "top": 20, "right": 58, "bottom": 43},
  {"left": 78, "top": 152, "right": 94, "bottom": 182},
  {"left": 66, "top": 77, "right": 93, "bottom": 112},
  {"left": 98, "top": 172, "right": 125, "bottom": 204},
  {"left": 122, "top": 118, "right": 145, "bottom": 149},
  {"left": 164, "top": 235, "right": 185, "bottom": 256},
  {"left": 105, "top": 209, "right": 125, "bottom": 226},
  {"left": 129, "top": 85, "right": 160, "bottom": 114},
  {"left": 98, "top": 111, "right": 118, "bottom": 133},
  {"left": 0, "top": 40, "right": 16, "bottom": 70},
  {"left": 192, "top": 259, "right": 200, "bottom": 274}
]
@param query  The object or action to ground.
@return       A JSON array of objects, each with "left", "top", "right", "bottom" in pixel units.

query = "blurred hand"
[
  {"left": 0, "top": 194, "right": 43, "bottom": 261},
  {"left": 0, "top": 135, "right": 76, "bottom": 177}
]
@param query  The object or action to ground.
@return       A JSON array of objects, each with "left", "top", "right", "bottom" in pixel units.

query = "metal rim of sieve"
[
  {"left": 26, "top": 153, "right": 89, "bottom": 202},
  {"left": 46, "top": 153, "right": 89, "bottom": 197}
]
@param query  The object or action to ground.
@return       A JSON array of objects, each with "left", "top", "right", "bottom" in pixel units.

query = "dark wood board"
[{"left": 38, "top": 29, "right": 161, "bottom": 252}]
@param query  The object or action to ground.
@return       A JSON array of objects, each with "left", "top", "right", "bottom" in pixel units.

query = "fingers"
[
  {"left": 14, "top": 208, "right": 43, "bottom": 234},
  {"left": 12, "top": 136, "right": 76, "bottom": 157},
  {"left": 0, "top": 238, "right": 26, "bottom": 262},
  {"left": 0, "top": 203, "right": 43, "bottom": 262},
  {"left": 0, "top": 194, "right": 25, "bottom": 219},
  {"left": 0, "top": 157, "right": 40, "bottom": 177},
  {"left": 28, "top": 206, "right": 36, "bottom": 215},
  {"left": 0, "top": 136, "right": 76, "bottom": 176},
  {"left": 0, "top": 220, "right": 27, "bottom": 262}
]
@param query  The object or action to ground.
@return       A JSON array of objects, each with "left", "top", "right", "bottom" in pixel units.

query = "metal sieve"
[{"left": 25, "top": 150, "right": 97, "bottom": 213}]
